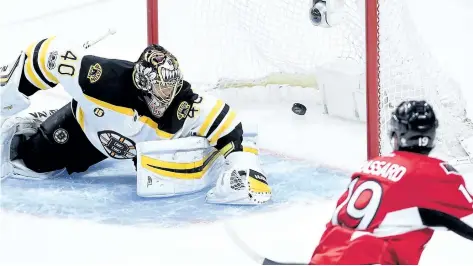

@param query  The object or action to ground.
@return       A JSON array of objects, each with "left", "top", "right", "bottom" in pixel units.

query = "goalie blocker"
[{"left": 137, "top": 135, "right": 271, "bottom": 205}]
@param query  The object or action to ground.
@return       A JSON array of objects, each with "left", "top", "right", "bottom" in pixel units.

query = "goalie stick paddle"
[{"left": 223, "top": 223, "right": 306, "bottom": 265}]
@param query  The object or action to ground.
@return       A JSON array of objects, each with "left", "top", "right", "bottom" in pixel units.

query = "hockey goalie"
[{"left": 0, "top": 36, "right": 271, "bottom": 205}]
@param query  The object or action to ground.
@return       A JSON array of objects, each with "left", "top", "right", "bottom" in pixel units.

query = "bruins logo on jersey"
[
  {"left": 97, "top": 130, "right": 136, "bottom": 159},
  {"left": 177, "top": 101, "right": 191, "bottom": 120},
  {"left": 87, "top": 63, "right": 103, "bottom": 83}
]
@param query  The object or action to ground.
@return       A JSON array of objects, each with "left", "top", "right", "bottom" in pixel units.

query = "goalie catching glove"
[{"left": 206, "top": 151, "right": 271, "bottom": 205}]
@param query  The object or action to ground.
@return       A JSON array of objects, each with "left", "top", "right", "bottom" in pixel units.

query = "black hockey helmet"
[{"left": 388, "top": 100, "right": 439, "bottom": 155}]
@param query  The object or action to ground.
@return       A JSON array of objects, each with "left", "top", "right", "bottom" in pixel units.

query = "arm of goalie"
[{"left": 0, "top": 52, "right": 31, "bottom": 117}]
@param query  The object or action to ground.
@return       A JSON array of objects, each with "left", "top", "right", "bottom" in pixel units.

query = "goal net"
[{"left": 149, "top": 0, "right": 469, "bottom": 160}]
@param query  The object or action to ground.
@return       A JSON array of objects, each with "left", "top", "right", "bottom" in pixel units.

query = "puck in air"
[{"left": 292, "top": 103, "right": 306, "bottom": 115}]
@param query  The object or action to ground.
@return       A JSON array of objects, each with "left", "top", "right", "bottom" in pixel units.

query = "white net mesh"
[
  {"left": 4, "top": 0, "right": 465, "bottom": 158},
  {"left": 158, "top": 0, "right": 364, "bottom": 87},
  {"left": 157, "top": 0, "right": 468, "bottom": 158},
  {"left": 377, "top": 0, "right": 469, "bottom": 156}
]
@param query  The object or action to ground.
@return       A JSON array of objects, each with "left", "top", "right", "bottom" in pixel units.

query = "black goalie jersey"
[{"left": 15, "top": 36, "right": 245, "bottom": 160}]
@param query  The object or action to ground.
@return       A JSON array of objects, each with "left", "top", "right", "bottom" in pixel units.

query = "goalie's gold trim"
[
  {"left": 220, "top": 142, "right": 235, "bottom": 157},
  {"left": 84, "top": 94, "right": 173, "bottom": 139},
  {"left": 249, "top": 177, "right": 271, "bottom": 193},
  {"left": 198, "top": 99, "right": 224, "bottom": 136},
  {"left": 39, "top": 37, "right": 59, "bottom": 84},
  {"left": 77, "top": 107, "right": 85, "bottom": 130},
  {"left": 209, "top": 110, "right": 236, "bottom": 145},
  {"left": 85, "top": 94, "right": 133, "bottom": 115},
  {"left": 25, "top": 42, "right": 48, "bottom": 90},
  {"left": 243, "top": 146, "right": 258, "bottom": 155},
  {"left": 141, "top": 150, "right": 221, "bottom": 179},
  {"left": 139, "top": 116, "right": 174, "bottom": 139}
]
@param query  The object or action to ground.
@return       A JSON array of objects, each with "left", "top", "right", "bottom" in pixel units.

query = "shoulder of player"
[
  {"left": 394, "top": 151, "right": 463, "bottom": 181},
  {"left": 183, "top": 90, "right": 239, "bottom": 136},
  {"left": 389, "top": 151, "right": 440, "bottom": 164},
  {"left": 188, "top": 92, "right": 235, "bottom": 123},
  {"left": 77, "top": 55, "right": 137, "bottom": 106}
]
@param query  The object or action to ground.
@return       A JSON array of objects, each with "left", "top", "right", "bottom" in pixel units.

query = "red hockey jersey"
[{"left": 311, "top": 151, "right": 473, "bottom": 265}]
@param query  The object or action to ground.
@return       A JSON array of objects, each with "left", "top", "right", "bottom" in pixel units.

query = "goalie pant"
[
  {"left": 9, "top": 102, "right": 107, "bottom": 174},
  {"left": 310, "top": 151, "right": 473, "bottom": 265}
]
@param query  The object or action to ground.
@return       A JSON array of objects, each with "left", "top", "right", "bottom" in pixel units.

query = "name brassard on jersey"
[{"left": 359, "top": 159, "right": 407, "bottom": 182}]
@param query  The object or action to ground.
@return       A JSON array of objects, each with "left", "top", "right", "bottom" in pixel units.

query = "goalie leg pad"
[{"left": 136, "top": 137, "right": 226, "bottom": 198}]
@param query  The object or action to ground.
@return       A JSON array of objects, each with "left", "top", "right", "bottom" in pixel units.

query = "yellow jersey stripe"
[
  {"left": 84, "top": 94, "right": 174, "bottom": 139},
  {"left": 39, "top": 37, "right": 59, "bottom": 84},
  {"left": 138, "top": 116, "right": 174, "bottom": 139},
  {"left": 25, "top": 42, "right": 48, "bottom": 90},
  {"left": 84, "top": 94, "right": 134, "bottom": 116},
  {"left": 209, "top": 110, "right": 237, "bottom": 145},
  {"left": 197, "top": 99, "right": 224, "bottom": 136},
  {"left": 77, "top": 107, "right": 85, "bottom": 130}
]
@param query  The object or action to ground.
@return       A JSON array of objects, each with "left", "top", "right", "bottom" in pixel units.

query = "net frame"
[
  {"left": 145, "top": 0, "right": 465, "bottom": 161},
  {"left": 146, "top": 0, "right": 381, "bottom": 159}
]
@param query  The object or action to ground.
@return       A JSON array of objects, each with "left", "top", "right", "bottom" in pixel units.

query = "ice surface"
[
  {"left": 1, "top": 152, "right": 348, "bottom": 227},
  {"left": 1, "top": 0, "right": 473, "bottom": 265}
]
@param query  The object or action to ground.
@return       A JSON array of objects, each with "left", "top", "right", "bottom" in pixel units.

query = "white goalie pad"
[
  {"left": 0, "top": 52, "right": 31, "bottom": 117},
  {"left": 136, "top": 137, "right": 225, "bottom": 197},
  {"left": 0, "top": 124, "right": 16, "bottom": 181},
  {"left": 1, "top": 115, "right": 64, "bottom": 181}
]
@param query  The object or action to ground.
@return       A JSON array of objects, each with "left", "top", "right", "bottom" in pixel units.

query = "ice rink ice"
[{"left": 1, "top": 0, "right": 473, "bottom": 265}]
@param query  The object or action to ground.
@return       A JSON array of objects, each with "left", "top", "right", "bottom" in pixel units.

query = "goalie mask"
[{"left": 133, "top": 45, "right": 183, "bottom": 118}]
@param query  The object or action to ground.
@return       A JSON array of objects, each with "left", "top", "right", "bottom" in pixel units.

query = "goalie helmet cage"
[{"left": 146, "top": 0, "right": 468, "bottom": 160}]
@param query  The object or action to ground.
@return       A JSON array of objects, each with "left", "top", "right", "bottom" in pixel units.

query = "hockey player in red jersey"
[{"left": 311, "top": 100, "right": 473, "bottom": 265}]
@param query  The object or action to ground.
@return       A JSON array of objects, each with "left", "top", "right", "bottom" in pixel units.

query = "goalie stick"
[
  {"left": 83, "top": 28, "right": 116, "bottom": 49},
  {"left": 223, "top": 223, "right": 306, "bottom": 265}
]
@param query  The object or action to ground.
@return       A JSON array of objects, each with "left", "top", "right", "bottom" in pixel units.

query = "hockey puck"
[{"left": 292, "top": 103, "right": 307, "bottom": 115}]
